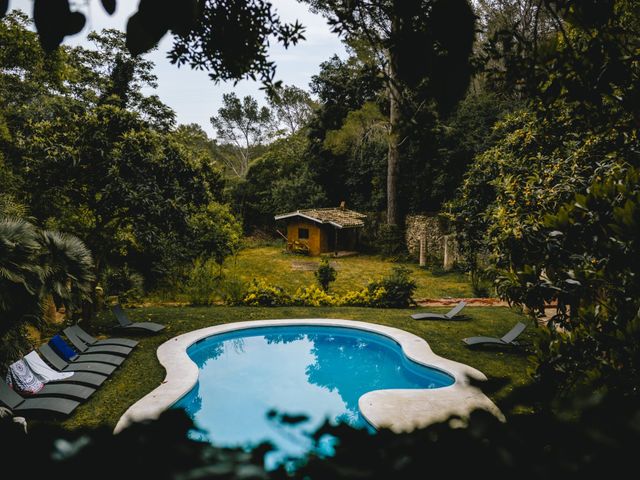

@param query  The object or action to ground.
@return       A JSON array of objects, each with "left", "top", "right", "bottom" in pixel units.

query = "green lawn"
[
  {"left": 222, "top": 245, "right": 474, "bottom": 299},
  {"left": 61, "top": 305, "right": 533, "bottom": 430}
]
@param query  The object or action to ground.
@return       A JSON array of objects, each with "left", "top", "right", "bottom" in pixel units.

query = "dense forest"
[{"left": 1, "top": 0, "right": 639, "bottom": 477}]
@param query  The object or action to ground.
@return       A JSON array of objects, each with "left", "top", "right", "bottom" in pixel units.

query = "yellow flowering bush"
[
  {"left": 236, "top": 267, "right": 415, "bottom": 308},
  {"left": 338, "top": 285, "right": 387, "bottom": 307},
  {"left": 292, "top": 286, "right": 337, "bottom": 306},
  {"left": 241, "top": 279, "right": 291, "bottom": 306}
]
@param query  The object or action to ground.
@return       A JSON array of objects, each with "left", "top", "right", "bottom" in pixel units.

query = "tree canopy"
[{"left": 0, "top": 0, "right": 306, "bottom": 86}]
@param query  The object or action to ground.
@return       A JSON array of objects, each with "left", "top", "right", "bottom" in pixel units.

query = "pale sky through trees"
[{"left": 7, "top": 0, "right": 346, "bottom": 136}]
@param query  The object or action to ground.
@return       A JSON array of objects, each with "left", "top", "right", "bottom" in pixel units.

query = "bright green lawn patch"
[
  {"left": 223, "top": 246, "right": 474, "bottom": 299},
  {"left": 61, "top": 305, "right": 533, "bottom": 431}
]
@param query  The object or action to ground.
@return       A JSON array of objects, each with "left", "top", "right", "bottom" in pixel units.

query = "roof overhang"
[
  {"left": 274, "top": 211, "right": 323, "bottom": 224},
  {"left": 274, "top": 211, "right": 363, "bottom": 229}
]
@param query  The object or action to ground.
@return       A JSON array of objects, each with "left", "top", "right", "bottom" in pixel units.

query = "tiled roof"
[{"left": 275, "top": 208, "right": 366, "bottom": 228}]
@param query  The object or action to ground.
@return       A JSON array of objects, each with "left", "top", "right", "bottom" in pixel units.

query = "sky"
[{"left": 8, "top": 0, "right": 347, "bottom": 136}]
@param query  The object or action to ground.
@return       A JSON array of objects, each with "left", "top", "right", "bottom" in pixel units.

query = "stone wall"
[{"left": 405, "top": 214, "right": 458, "bottom": 268}]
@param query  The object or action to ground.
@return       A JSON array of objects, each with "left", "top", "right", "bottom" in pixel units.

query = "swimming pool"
[
  {"left": 173, "top": 326, "right": 454, "bottom": 462},
  {"left": 116, "top": 319, "right": 500, "bottom": 461}
]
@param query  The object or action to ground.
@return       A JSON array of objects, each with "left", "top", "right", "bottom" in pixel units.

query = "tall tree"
[
  {"left": 304, "top": 0, "right": 475, "bottom": 226},
  {"left": 210, "top": 93, "right": 273, "bottom": 178},
  {"left": 306, "top": 54, "right": 386, "bottom": 212},
  {"left": 267, "top": 84, "right": 316, "bottom": 135}
]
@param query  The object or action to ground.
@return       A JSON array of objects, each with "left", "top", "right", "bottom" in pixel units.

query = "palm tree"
[
  {"left": 0, "top": 218, "right": 45, "bottom": 368},
  {"left": 39, "top": 230, "right": 95, "bottom": 313},
  {"left": 0, "top": 217, "right": 95, "bottom": 369},
  {"left": 0, "top": 218, "right": 44, "bottom": 332}
]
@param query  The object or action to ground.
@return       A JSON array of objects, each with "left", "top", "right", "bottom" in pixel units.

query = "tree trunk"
[{"left": 386, "top": 56, "right": 400, "bottom": 226}]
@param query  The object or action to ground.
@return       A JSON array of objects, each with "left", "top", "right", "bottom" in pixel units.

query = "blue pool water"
[{"left": 174, "top": 326, "right": 454, "bottom": 466}]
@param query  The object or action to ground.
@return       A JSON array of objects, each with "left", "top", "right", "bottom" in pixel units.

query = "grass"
[
  {"left": 221, "top": 245, "right": 474, "bottom": 299},
  {"left": 61, "top": 305, "right": 534, "bottom": 431}
]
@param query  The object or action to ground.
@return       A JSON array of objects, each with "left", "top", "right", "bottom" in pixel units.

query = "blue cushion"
[{"left": 49, "top": 335, "right": 78, "bottom": 362}]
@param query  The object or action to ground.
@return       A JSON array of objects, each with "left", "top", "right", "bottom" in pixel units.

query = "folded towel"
[
  {"left": 5, "top": 359, "right": 44, "bottom": 395},
  {"left": 49, "top": 335, "right": 78, "bottom": 362},
  {"left": 24, "top": 351, "right": 74, "bottom": 382}
]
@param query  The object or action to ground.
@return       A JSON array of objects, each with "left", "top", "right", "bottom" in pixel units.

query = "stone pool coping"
[{"left": 114, "top": 319, "right": 503, "bottom": 434}]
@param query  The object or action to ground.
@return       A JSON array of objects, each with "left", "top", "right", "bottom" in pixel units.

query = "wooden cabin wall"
[{"left": 286, "top": 221, "right": 322, "bottom": 255}]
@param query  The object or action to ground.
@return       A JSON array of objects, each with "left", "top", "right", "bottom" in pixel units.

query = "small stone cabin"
[{"left": 275, "top": 206, "right": 366, "bottom": 256}]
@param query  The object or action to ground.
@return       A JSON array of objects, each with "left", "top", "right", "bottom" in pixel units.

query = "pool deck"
[{"left": 114, "top": 319, "right": 503, "bottom": 434}]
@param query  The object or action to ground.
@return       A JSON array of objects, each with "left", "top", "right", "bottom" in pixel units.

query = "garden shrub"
[
  {"left": 234, "top": 267, "right": 417, "bottom": 308},
  {"left": 185, "top": 258, "right": 220, "bottom": 306},
  {"left": 314, "top": 258, "right": 337, "bottom": 292},
  {"left": 292, "top": 286, "right": 337, "bottom": 306},
  {"left": 367, "top": 266, "right": 417, "bottom": 307},
  {"left": 103, "top": 264, "right": 145, "bottom": 305},
  {"left": 515, "top": 167, "right": 640, "bottom": 401},
  {"left": 219, "top": 274, "right": 248, "bottom": 306},
  {"left": 339, "top": 285, "right": 387, "bottom": 307},
  {"left": 242, "top": 279, "right": 292, "bottom": 306}
]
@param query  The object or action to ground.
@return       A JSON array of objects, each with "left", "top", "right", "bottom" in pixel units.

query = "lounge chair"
[
  {"left": 0, "top": 379, "right": 80, "bottom": 417},
  {"left": 112, "top": 304, "right": 165, "bottom": 333},
  {"left": 462, "top": 322, "right": 527, "bottom": 347},
  {"left": 38, "top": 344, "right": 116, "bottom": 376},
  {"left": 63, "top": 327, "right": 133, "bottom": 357},
  {"left": 24, "top": 351, "right": 107, "bottom": 389},
  {"left": 49, "top": 335, "right": 125, "bottom": 367},
  {"left": 68, "top": 324, "right": 138, "bottom": 348},
  {"left": 3, "top": 367, "right": 95, "bottom": 401},
  {"left": 411, "top": 301, "right": 469, "bottom": 320}
]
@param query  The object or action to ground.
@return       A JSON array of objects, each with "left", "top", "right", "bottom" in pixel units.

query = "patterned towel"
[
  {"left": 24, "top": 351, "right": 74, "bottom": 382},
  {"left": 5, "top": 359, "right": 44, "bottom": 395}
]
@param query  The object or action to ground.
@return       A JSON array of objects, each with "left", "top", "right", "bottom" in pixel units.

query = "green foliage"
[
  {"left": 102, "top": 264, "right": 145, "bottom": 305},
  {"left": 305, "top": 0, "right": 475, "bottom": 115},
  {"left": 221, "top": 246, "right": 473, "bottom": 300},
  {"left": 170, "top": 124, "right": 218, "bottom": 168},
  {"left": 323, "top": 101, "right": 387, "bottom": 155},
  {"left": 401, "top": 91, "right": 520, "bottom": 214},
  {"left": 210, "top": 92, "right": 274, "bottom": 178},
  {"left": 236, "top": 266, "right": 415, "bottom": 308},
  {"left": 1, "top": 1, "right": 305, "bottom": 89},
  {"left": 448, "top": 0, "right": 640, "bottom": 404},
  {"left": 522, "top": 168, "right": 640, "bottom": 399},
  {"left": 447, "top": 104, "right": 620, "bottom": 286},
  {"left": 0, "top": 217, "right": 94, "bottom": 368},
  {"left": 185, "top": 257, "right": 220, "bottom": 306},
  {"left": 0, "top": 19, "right": 238, "bottom": 291},
  {"left": 292, "top": 285, "right": 338, "bottom": 306},
  {"left": 219, "top": 274, "right": 248, "bottom": 306},
  {"left": 2, "top": 380, "right": 638, "bottom": 479},
  {"left": 237, "top": 131, "right": 326, "bottom": 232},
  {"left": 366, "top": 266, "right": 417, "bottom": 308},
  {"left": 267, "top": 84, "right": 316, "bottom": 134},
  {"left": 304, "top": 54, "right": 502, "bottom": 225},
  {"left": 38, "top": 229, "right": 95, "bottom": 311},
  {"left": 375, "top": 224, "right": 407, "bottom": 258},
  {"left": 306, "top": 54, "right": 386, "bottom": 213},
  {"left": 338, "top": 284, "right": 388, "bottom": 307},
  {"left": 314, "top": 258, "right": 337, "bottom": 292},
  {"left": 187, "top": 202, "right": 242, "bottom": 265},
  {"left": 241, "top": 279, "right": 292, "bottom": 307},
  {"left": 0, "top": 218, "right": 43, "bottom": 329}
]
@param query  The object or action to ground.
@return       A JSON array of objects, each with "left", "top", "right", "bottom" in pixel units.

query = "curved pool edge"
[{"left": 114, "top": 319, "right": 503, "bottom": 434}]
